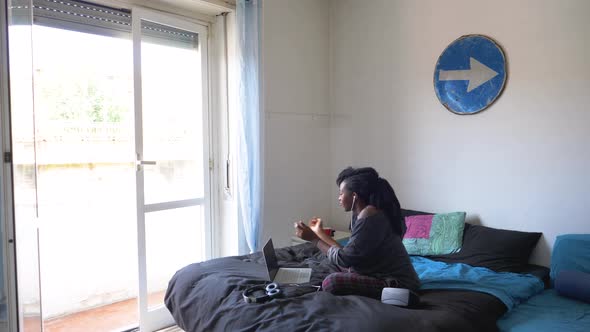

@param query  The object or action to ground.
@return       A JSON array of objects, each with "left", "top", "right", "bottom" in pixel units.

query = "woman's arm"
[
  {"left": 311, "top": 238, "right": 333, "bottom": 254},
  {"left": 309, "top": 218, "right": 342, "bottom": 248},
  {"left": 294, "top": 221, "right": 342, "bottom": 254}
]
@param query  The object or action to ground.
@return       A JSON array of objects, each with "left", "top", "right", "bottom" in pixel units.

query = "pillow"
[
  {"left": 402, "top": 212, "right": 466, "bottom": 255},
  {"left": 401, "top": 209, "right": 433, "bottom": 217},
  {"left": 550, "top": 234, "right": 590, "bottom": 282},
  {"left": 400, "top": 209, "right": 433, "bottom": 238},
  {"left": 428, "top": 223, "right": 542, "bottom": 273},
  {"left": 555, "top": 270, "right": 590, "bottom": 304}
]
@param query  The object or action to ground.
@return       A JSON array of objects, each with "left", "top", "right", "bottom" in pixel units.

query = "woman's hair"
[{"left": 336, "top": 167, "right": 405, "bottom": 237}]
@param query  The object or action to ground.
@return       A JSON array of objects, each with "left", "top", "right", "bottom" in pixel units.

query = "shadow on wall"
[
  {"left": 465, "top": 214, "right": 482, "bottom": 226},
  {"left": 531, "top": 235, "right": 551, "bottom": 266}
]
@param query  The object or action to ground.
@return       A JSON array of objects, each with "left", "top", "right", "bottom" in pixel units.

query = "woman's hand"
[
  {"left": 309, "top": 217, "right": 324, "bottom": 235},
  {"left": 294, "top": 221, "right": 319, "bottom": 242}
]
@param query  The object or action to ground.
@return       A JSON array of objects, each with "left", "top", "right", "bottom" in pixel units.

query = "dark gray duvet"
[{"left": 165, "top": 244, "right": 507, "bottom": 332}]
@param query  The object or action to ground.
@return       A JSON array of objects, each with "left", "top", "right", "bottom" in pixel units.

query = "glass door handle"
[{"left": 136, "top": 160, "right": 156, "bottom": 171}]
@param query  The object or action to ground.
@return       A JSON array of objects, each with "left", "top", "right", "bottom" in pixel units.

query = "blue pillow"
[
  {"left": 550, "top": 234, "right": 590, "bottom": 282},
  {"left": 555, "top": 270, "right": 590, "bottom": 304}
]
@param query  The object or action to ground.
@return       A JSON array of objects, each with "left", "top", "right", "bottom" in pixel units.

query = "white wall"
[
  {"left": 261, "top": 0, "right": 332, "bottom": 248},
  {"left": 329, "top": 0, "right": 590, "bottom": 266}
]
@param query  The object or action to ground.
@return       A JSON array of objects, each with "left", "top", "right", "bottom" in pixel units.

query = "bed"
[
  {"left": 497, "top": 289, "right": 590, "bottom": 332},
  {"left": 496, "top": 234, "right": 590, "bottom": 332},
  {"left": 165, "top": 210, "right": 549, "bottom": 332}
]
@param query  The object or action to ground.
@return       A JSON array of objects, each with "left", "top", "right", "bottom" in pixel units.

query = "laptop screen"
[{"left": 262, "top": 238, "right": 279, "bottom": 281}]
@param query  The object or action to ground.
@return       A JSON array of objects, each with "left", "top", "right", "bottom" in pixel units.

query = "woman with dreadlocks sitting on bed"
[{"left": 295, "top": 167, "right": 420, "bottom": 301}]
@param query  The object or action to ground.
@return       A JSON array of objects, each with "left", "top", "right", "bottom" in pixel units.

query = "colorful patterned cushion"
[{"left": 402, "top": 212, "right": 466, "bottom": 255}]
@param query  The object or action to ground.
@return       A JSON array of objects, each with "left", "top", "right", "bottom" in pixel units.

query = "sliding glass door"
[
  {"left": 7, "top": 1, "right": 42, "bottom": 331},
  {"left": 7, "top": 1, "right": 212, "bottom": 331},
  {"left": 132, "top": 7, "right": 211, "bottom": 331}
]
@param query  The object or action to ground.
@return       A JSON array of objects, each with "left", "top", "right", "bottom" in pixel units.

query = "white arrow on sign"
[{"left": 438, "top": 57, "right": 498, "bottom": 92}]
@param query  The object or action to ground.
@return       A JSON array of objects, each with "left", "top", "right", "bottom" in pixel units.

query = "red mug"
[{"left": 323, "top": 228, "right": 335, "bottom": 237}]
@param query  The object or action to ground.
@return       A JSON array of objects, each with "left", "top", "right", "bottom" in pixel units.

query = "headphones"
[
  {"left": 350, "top": 194, "right": 357, "bottom": 228},
  {"left": 242, "top": 282, "right": 282, "bottom": 303}
]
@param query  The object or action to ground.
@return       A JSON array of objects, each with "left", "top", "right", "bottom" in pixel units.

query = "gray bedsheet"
[{"left": 165, "top": 244, "right": 506, "bottom": 332}]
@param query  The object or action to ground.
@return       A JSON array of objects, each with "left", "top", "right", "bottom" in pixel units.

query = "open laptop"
[{"left": 263, "top": 238, "right": 312, "bottom": 284}]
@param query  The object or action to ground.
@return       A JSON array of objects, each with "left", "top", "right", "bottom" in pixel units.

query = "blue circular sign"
[{"left": 434, "top": 35, "right": 506, "bottom": 115}]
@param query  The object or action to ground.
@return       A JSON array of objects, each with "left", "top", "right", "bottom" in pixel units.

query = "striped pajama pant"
[{"left": 321, "top": 272, "right": 396, "bottom": 300}]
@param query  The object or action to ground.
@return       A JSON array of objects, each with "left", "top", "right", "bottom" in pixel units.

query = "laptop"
[{"left": 262, "top": 238, "right": 312, "bottom": 284}]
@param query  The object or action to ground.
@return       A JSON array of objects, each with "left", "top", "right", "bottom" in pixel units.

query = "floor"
[{"left": 35, "top": 291, "right": 182, "bottom": 332}]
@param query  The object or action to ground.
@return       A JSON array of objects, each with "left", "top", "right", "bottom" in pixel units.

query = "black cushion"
[
  {"left": 401, "top": 209, "right": 433, "bottom": 217},
  {"left": 428, "top": 223, "right": 542, "bottom": 273},
  {"left": 401, "top": 209, "right": 543, "bottom": 273}
]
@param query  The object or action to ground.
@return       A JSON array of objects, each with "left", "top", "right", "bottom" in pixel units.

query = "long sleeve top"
[{"left": 327, "top": 211, "right": 420, "bottom": 291}]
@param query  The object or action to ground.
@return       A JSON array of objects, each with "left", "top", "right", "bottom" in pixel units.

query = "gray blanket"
[{"left": 165, "top": 244, "right": 506, "bottom": 332}]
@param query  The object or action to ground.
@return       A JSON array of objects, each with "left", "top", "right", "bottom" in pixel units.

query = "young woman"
[{"left": 295, "top": 167, "right": 420, "bottom": 299}]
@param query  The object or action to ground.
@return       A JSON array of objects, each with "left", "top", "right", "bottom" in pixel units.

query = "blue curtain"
[{"left": 236, "top": 0, "right": 262, "bottom": 253}]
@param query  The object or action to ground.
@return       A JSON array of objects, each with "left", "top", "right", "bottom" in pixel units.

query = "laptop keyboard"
[{"left": 275, "top": 268, "right": 311, "bottom": 284}]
